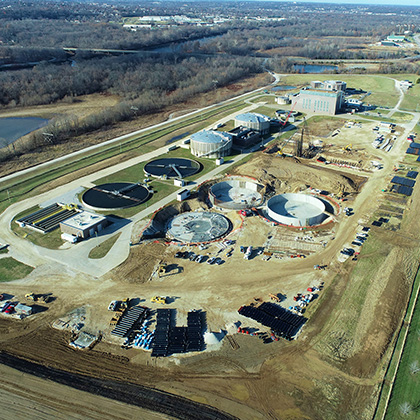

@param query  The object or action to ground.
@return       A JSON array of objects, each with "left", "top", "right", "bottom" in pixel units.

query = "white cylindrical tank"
[
  {"left": 234, "top": 113, "right": 271, "bottom": 135},
  {"left": 267, "top": 193, "right": 326, "bottom": 227},
  {"left": 190, "top": 130, "right": 232, "bottom": 159}
]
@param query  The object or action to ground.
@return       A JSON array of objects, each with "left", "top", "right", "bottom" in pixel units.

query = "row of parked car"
[
  {"left": 175, "top": 251, "right": 224, "bottom": 265},
  {"left": 352, "top": 231, "right": 369, "bottom": 247}
]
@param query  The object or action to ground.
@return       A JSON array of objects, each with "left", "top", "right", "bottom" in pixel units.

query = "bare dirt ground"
[{"left": 0, "top": 97, "right": 419, "bottom": 418}]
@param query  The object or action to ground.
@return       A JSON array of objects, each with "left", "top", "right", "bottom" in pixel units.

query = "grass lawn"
[
  {"left": 401, "top": 83, "right": 420, "bottom": 112},
  {"left": 0, "top": 257, "right": 34, "bottom": 281},
  {"left": 88, "top": 233, "right": 121, "bottom": 259},
  {"left": 250, "top": 105, "right": 278, "bottom": 118},
  {"left": 385, "top": 268, "right": 420, "bottom": 420}
]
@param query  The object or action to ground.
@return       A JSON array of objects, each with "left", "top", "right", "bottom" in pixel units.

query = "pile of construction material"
[{"left": 238, "top": 302, "right": 306, "bottom": 340}]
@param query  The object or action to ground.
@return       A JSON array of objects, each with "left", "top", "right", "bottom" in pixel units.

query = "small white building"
[
  {"left": 60, "top": 211, "right": 108, "bottom": 240},
  {"left": 275, "top": 96, "right": 291, "bottom": 105},
  {"left": 177, "top": 189, "right": 191, "bottom": 201}
]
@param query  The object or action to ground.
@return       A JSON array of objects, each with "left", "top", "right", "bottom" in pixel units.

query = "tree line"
[{"left": 0, "top": 54, "right": 263, "bottom": 162}]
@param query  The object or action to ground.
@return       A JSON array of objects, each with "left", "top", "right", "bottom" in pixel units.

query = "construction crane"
[{"left": 281, "top": 97, "right": 299, "bottom": 128}]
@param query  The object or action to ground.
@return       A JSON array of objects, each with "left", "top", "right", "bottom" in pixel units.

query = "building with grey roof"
[{"left": 190, "top": 130, "right": 233, "bottom": 159}]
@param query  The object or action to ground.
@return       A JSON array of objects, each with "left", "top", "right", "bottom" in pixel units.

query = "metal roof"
[
  {"left": 235, "top": 112, "right": 271, "bottom": 124},
  {"left": 190, "top": 130, "right": 232, "bottom": 144}
]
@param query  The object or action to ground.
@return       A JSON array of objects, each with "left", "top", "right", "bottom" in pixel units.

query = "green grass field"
[
  {"left": 88, "top": 233, "right": 121, "bottom": 259},
  {"left": 0, "top": 257, "right": 34, "bottom": 281},
  {"left": 384, "top": 268, "right": 420, "bottom": 419}
]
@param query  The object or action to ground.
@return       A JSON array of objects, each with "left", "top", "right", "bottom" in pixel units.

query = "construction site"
[{"left": 1, "top": 73, "right": 420, "bottom": 420}]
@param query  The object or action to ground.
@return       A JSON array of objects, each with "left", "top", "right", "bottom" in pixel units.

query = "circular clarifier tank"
[
  {"left": 144, "top": 157, "right": 201, "bottom": 178},
  {"left": 167, "top": 211, "right": 231, "bottom": 244},
  {"left": 266, "top": 193, "right": 326, "bottom": 227},
  {"left": 82, "top": 182, "right": 151, "bottom": 211}
]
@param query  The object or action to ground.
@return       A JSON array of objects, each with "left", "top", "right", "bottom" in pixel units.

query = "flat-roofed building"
[
  {"left": 292, "top": 88, "right": 344, "bottom": 116},
  {"left": 60, "top": 211, "right": 108, "bottom": 240},
  {"left": 310, "top": 80, "right": 347, "bottom": 91}
]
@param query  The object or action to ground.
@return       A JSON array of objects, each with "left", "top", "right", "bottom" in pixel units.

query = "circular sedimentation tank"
[
  {"left": 266, "top": 193, "right": 326, "bottom": 227},
  {"left": 82, "top": 182, "right": 151, "bottom": 210},
  {"left": 167, "top": 211, "right": 231, "bottom": 243},
  {"left": 209, "top": 177, "right": 263, "bottom": 210},
  {"left": 144, "top": 157, "right": 201, "bottom": 179}
]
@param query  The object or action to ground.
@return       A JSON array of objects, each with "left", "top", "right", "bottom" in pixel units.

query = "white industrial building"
[
  {"left": 190, "top": 130, "right": 233, "bottom": 158},
  {"left": 310, "top": 80, "right": 347, "bottom": 91}
]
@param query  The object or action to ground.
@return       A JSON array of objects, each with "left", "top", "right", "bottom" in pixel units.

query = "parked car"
[
  {"left": 196, "top": 255, "right": 206, "bottom": 263},
  {"left": 108, "top": 300, "right": 119, "bottom": 311},
  {"left": 0, "top": 301, "right": 11, "bottom": 312},
  {"left": 207, "top": 257, "right": 216, "bottom": 265},
  {"left": 189, "top": 253, "right": 196, "bottom": 261},
  {"left": 4, "top": 302, "right": 16, "bottom": 314}
]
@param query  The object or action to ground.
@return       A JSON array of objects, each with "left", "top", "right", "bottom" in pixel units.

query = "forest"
[{"left": 0, "top": 0, "right": 420, "bottom": 162}]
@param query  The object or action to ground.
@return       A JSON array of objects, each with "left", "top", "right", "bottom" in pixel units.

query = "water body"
[
  {"left": 0, "top": 117, "right": 49, "bottom": 147},
  {"left": 293, "top": 64, "right": 338, "bottom": 73},
  {"left": 271, "top": 85, "right": 296, "bottom": 91}
]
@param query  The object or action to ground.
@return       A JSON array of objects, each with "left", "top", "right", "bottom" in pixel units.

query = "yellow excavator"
[{"left": 151, "top": 296, "right": 168, "bottom": 304}]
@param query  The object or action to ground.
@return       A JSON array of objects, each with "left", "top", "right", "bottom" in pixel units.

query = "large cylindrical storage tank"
[
  {"left": 266, "top": 193, "right": 326, "bottom": 227},
  {"left": 190, "top": 130, "right": 233, "bottom": 158},
  {"left": 234, "top": 113, "right": 271, "bottom": 135}
]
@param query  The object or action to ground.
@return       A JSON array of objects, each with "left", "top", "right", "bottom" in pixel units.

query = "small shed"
[
  {"left": 177, "top": 189, "right": 190, "bottom": 202},
  {"left": 15, "top": 303, "right": 33, "bottom": 316}
]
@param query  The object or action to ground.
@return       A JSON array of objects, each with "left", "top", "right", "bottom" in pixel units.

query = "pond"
[
  {"left": 293, "top": 64, "right": 338, "bottom": 73},
  {"left": 0, "top": 117, "right": 49, "bottom": 147},
  {"left": 271, "top": 85, "right": 296, "bottom": 91}
]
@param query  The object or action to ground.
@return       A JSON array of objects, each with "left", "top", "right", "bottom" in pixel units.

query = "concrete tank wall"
[
  {"left": 209, "top": 178, "right": 263, "bottom": 209},
  {"left": 267, "top": 193, "right": 326, "bottom": 227}
]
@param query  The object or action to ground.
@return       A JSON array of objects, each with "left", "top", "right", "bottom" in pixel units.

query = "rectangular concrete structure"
[
  {"left": 60, "top": 211, "right": 108, "bottom": 239},
  {"left": 292, "top": 89, "right": 344, "bottom": 116}
]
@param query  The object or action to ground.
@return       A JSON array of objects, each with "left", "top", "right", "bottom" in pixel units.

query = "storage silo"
[
  {"left": 234, "top": 113, "right": 271, "bottom": 135},
  {"left": 190, "top": 130, "right": 233, "bottom": 158}
]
